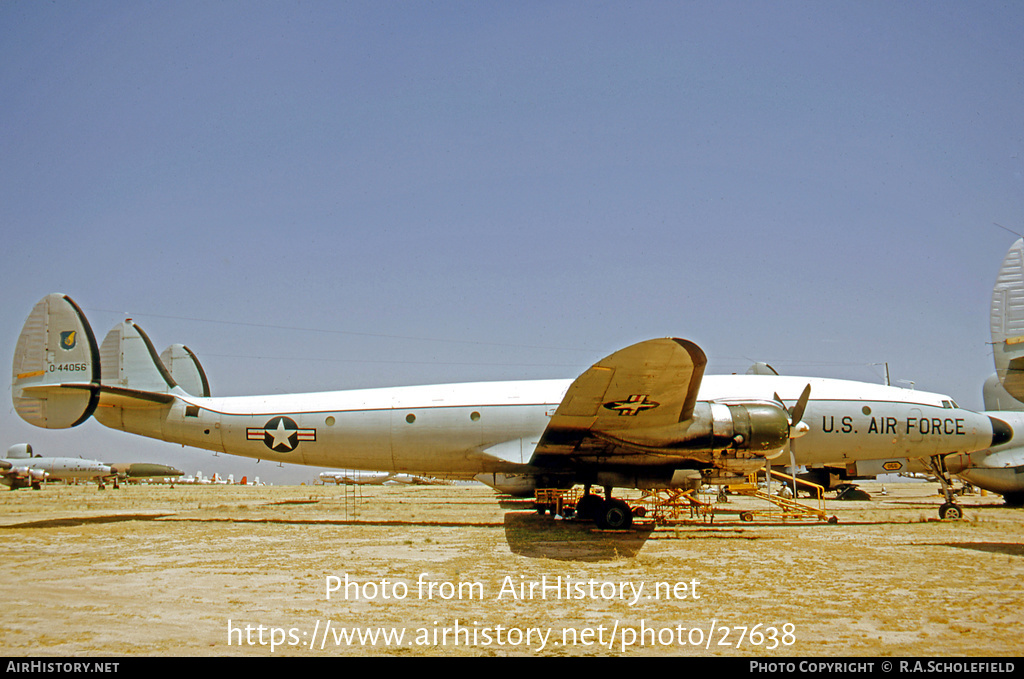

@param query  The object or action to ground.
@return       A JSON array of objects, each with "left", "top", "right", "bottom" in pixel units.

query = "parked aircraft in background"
[
  {"left": 1, "top": 443, "right": 111, "bottom": 490},
  {"left": 108, "top": 462, "right": 183, "bottom": 484},
  {"left": 940, "top": 238, "right": 1024, "bottom": 506},
  {"left": 0, "top": 443, "right": 182, "bottom": 489},
  {"left": 319, "top": 471, "right": 451, "bottom": 486}
]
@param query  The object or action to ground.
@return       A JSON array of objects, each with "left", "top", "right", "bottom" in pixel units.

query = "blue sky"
[{"left": 2, "top": 1, "right": 1023, "bottom": 483}]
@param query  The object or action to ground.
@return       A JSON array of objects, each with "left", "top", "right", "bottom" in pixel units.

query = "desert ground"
[{"left": 1, "top": 478, "right": 1021, "bottom": 657}]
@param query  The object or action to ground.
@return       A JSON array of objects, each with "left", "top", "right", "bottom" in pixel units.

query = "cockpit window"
[{"left": 941, "top": 399, "right": 959, "bottom": 409}]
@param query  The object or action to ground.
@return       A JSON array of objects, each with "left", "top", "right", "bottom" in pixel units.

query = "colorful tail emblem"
[{"left": 59, "top": 331, "right": 77, "bottom": 351}]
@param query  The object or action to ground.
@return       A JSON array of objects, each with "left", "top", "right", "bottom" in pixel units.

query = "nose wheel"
[
  {"left": 928, "top": 455, "right": 963, "bottom": 520},
  {"left": 938, "top": 503, "right": 963, "bottom": 520}
]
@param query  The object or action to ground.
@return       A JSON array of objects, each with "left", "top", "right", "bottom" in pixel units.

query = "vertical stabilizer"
[
  {"left": 100, "top": 321, "right": 177, "bottom": 394},
  {"left": 160, "top": 344, "right": 211, "bottom": 397},
  {"left": 991, "top": 239, "right": 1024, "bottom": 401},
  {"left": 11, "top": 294, "right": 101, "bottom": 428}
]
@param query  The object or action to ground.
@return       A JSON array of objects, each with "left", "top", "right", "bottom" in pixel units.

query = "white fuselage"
[
  {"left": 1, "top": 457, "right": 111, "bottom": 484},
  {"left": 92, "top": 374, "right": 995, "bottom": 478}
]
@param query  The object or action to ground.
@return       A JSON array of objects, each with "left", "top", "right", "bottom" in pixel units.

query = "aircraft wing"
[{"left": 530, "top": 337, "right": 707, "bottom": 459}]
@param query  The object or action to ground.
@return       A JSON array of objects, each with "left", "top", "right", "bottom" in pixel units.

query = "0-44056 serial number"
[{"left": 48, "top": 363, "right": 89, "bottom": 372}]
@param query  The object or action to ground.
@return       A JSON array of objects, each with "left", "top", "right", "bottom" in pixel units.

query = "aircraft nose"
[{"left": 990, "top": 416, "right": 1013, "bottom": 447}]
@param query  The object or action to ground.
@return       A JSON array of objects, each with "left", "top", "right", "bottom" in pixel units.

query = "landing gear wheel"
[
  {"left": 597, "top": 498, "right": 633, "bottom": 530},
  {"left": 1003, "top": 492, "right": 1024, "bottom": 507},
  {"left": 574, "top": 494, "right": 604, "bottom": 522},
  {"left": 929, "top": 455, "right": 964, "bottom": 521},
  {"left": 740, "top": 511, "right": 754, "bottom": 522},
  {"left": 939, "top": 503, "right": 963, "bottom": 520}
]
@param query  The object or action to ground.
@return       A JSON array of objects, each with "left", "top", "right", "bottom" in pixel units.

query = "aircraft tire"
[
  {"left": 939, "top": 503, "right": 963, "bottom": 520},
  {"left": 597, "top": 498, "right": 633, "bottom": 530},
  {"left": 574, "top": 494, "right": 604, "bottom": 522},
  {"left": 1003, "top": 492, "right": 1024, "bottom": 507}
]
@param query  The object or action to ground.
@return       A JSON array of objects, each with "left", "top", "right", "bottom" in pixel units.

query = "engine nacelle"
[
  {"left": 707, "top": 402, "right": 792, "bottom": 457},
  {"left": 598, "top": 401, "right": 792, "bottom": 465}
]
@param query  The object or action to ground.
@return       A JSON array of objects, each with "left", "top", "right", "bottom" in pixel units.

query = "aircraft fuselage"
[{"left": 91, "top": 374, "right": 995, "bottom": 479}]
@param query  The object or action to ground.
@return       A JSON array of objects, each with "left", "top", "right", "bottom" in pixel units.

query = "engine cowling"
[{"left": 596, "top": 401, "right": 792, "bottom": 466}]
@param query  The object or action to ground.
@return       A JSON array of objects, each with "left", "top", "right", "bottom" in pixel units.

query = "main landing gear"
[{"left": 574, "top": 485, "right": 634, "bottom": 530}]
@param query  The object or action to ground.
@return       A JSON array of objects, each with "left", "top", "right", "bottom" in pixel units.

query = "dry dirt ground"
[{"left": 1, "top": 479, "right": 1022, "bottom": 657}]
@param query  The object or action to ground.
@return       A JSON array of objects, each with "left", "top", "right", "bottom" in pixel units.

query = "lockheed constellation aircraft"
[
  {"left": 11, "top": 294, "right": 1010, "bottom": 525},
  {"left": 0, "top": 443, "right": 181, "bottom": 489}
]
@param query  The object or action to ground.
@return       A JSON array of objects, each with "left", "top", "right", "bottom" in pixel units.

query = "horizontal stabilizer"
[{"left": 12, "top": 294, "right": 101, "bottom": 428}]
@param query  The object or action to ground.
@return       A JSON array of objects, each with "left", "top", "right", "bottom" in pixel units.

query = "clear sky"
[{"left": 2, "top": 1, "right": 1023, "bottom": 484}]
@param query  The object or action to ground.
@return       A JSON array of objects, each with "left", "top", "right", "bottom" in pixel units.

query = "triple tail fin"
[
  {"left": 104, "top": 323, "right": 210, "bottom": 397},
  {"left": 160, "top": 344, "right": 211, "bottom": 397},
  {"left": 12, "top": 294, "right": 101, "bottom": 428},
  {"left": 12, "top": 294, "right": 212, "bottom": 430},
  {"left": 100, "top": 320, "right": 178, "bottom": 395}
]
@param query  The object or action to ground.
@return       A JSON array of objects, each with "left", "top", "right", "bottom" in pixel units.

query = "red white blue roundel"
[
  {"left": 602, "top": 394, "right": 660, "bottom": 416},
  {"left": 246, "top": 416, "right": 316, "bottom": 452}
]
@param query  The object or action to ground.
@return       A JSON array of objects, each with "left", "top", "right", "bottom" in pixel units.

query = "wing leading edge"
[
  {"left": 530, "top": 337, "right": 795, "bottom": 475},
  {"left": 533, "top": 338, "right": 708, "bottom": 459}
]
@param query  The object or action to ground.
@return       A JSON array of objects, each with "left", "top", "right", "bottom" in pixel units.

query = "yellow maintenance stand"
[
  {"left": 725, "top": 470, "right": 837, "bottom": 524},
  {"left": 535, "top": 469, "right": 837, "bottom": 527},
  {"left": 634, "top": 471, "right": 836, "bottom": 525}
]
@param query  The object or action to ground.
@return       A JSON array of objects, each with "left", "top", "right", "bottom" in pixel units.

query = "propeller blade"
[
  {"left": 775, "top": 385, "right": 812, "bottom": 438},
  {"left": 790, "top": 383, "right": 812, "bottom": 426}
]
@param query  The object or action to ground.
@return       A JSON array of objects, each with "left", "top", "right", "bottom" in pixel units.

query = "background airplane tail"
[
  {"left": 12, "top": 294, "right": 212, "bottom": 430},
  {"left": 991, "top": 238, "right": 1024, "bottom": 405}
]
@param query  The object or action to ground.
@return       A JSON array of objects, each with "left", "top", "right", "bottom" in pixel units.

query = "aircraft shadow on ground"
[
  {"left": 502, "top": 512, "right": 653, "bottom": 561},
  {"left": 938, "top": 542, "right": 1024, "bottom": 558},
  {"left": 0, "top": 513, "right": 174, "bottom": 529}
]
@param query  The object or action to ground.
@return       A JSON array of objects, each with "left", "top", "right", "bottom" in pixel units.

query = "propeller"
[{"left": 774, "top": 384, "right": 812, "bottom": 498}]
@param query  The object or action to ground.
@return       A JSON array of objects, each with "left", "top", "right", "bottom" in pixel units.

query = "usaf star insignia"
[
  {"left": 602, "top": 394, "right": 660, "bottom": 416},
  {"left": 247, "top": 416, "right": 316, "bottom": 452}
]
